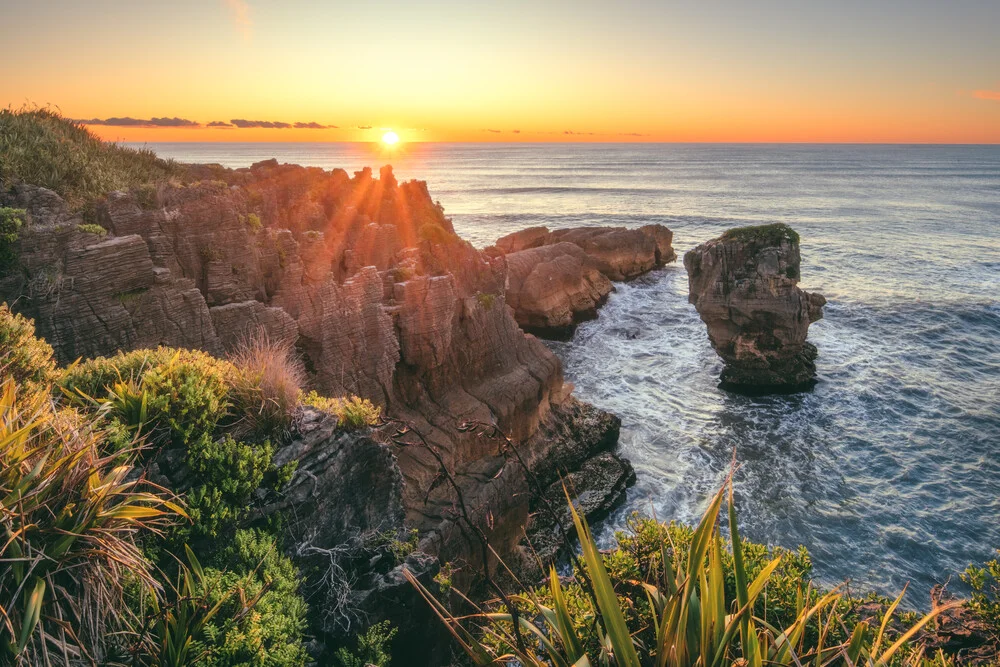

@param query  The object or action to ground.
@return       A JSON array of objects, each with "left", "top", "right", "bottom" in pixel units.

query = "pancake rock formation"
[
  {"left": 1, "top": 162, "right": 635, "bottom": 651},
  {"left": 496, "top": 224, "right": 676, "bottom": 336},
  {"left": 683, "top": 223, "right": 826, "bottom": 390}
]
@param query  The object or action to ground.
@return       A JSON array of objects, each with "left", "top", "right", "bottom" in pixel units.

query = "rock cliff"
[
  {"left": 683, "top": 223, "right": 825, "bottom": 390},
  {"left": 496, "top": 224, "right": 676, "bottom": 336},
  {"left": 0, "top": 162, "right": 630, "bottom": 578}
]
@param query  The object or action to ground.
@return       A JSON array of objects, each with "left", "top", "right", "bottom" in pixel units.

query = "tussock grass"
[
  {"left": 228, "top": 332, "right": 306, "bottom": 439},
  {"left": 0, "top": 106, "right": 182, "bottom": 210}
]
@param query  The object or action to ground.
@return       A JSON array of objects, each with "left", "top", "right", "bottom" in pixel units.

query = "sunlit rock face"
[
  {"left": 496, "top": 223, "right": 675, "bottom": 336},
  {"left": 0, "top": 162, "right": 630, "bottom": 568},
  {"left": 684, "top": 224, "right": 826, "bottom": 391}
]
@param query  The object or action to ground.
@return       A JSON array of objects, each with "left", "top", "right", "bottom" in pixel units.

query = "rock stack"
[{"left": 684, "top": 223, "right": 825, "bottom": 391}]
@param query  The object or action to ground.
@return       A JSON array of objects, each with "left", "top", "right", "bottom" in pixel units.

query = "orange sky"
[{"left": 3, "top": 1, "right": 999, "bottom": 143}]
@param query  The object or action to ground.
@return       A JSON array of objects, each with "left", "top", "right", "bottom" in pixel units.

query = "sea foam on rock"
[{"left": 684, "top": 223, "right": 826, "bottom": 391}]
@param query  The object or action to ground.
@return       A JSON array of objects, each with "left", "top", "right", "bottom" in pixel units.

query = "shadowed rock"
[{"left": 684, "top": 223, "right": 825, "bottom": 391}]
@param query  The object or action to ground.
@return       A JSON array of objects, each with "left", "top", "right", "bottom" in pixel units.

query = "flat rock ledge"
[{"left": 684, "top": 223, "right": 825, "bottom": 391}]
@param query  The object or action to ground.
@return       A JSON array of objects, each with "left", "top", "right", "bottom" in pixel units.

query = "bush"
[
  {"left": 334, "top": 621, "right": 397, "bottom": 667},
  {"left": 0, "top": 303, "right": 58, "bottom": 397},
  {"left": 962, "top": 551, "right": 1000, "bottom": 640},
  {"left": 63, "top": 347, "right": 236, "bottom": 448},
  {"left": 720, "top": 222, "right": 800, "bottom": 246},
  {"left": 77, "top": 222, "right": 108, "bottom": 237},
  {"left": 301, "top": 391, "right": 380, "bottom": 430},
  {"left": 185, "top": 434, "right": 275, "bottom": 539},
  {"left": 0, "top": 380, "right": 183, "bottom": 665},
  {"left": 411, "top": 483, "right": 958, "bottom": 666},
  {"left": 228, "top": 333, "right": 305, "bottom": 440},
  {"left": 0, "top": 106, "right": 181, "bottom": 210},
  {"left": 199, "top": 529, "right": 310, "bottom": 666},
  {"left": 0, "top": 207, "right": 25, "bottom": 270}
]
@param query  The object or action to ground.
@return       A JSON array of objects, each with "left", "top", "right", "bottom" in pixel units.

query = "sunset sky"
[{"left": 3, "top": 0, "right": 999, "bottom": 143}]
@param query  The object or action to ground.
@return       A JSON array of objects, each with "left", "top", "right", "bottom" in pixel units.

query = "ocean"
[{"left": 138, "top": 141, "right": 1000, "bottom": 603}]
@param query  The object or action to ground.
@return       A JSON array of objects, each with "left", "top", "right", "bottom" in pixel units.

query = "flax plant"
[{"left": 408, "top": 480, "right": 958, "bottom": 667}]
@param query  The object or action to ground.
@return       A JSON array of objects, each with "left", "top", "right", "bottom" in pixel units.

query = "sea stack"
[{"left": 684, "top": 223, "right": 825, "bottom": 391}]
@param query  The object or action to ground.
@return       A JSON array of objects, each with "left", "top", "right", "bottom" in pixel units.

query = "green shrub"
[
  {"left": 417, "top": 222, "right": 454, "bottom": 245},
  {"left": 301, "top": 391, "right": 380, "bottom": 430},
  {"left": 199, "top": 529, "right": 309, "bottom": 666},
  {"left": 720, "top": 222, "right": 800, "bottom": 246},
  {"left": 0, "top": 380, "right": 183, "bottom": 665},
  {"left": 412, "top": 483, "right": 957, "bottom": 667},
  {"left": 962, "top": 550, "right": 1000, "bottom": 639},
  {"left": 0, "top": 303, "right": 58, "bottom": 397},
  {"left": 244, "top": 212, "right": 263, "bottom": 233},
  {"left": 0, "top": 207, "right": 25, "bottom": 270},
  {"left": 76, "top": 222, "right": 108, "bottom": 237},
  {"left": 0, "top": 106, "right": 182, "bottom": 210},
  {"left": 185, "top": 434, "right": 275, "bottom": 539},
  {"left": 334, "top": 621, "right": 397, "bottom": 667},
  {"left": 476, "top": 292, "right": 496, "bottom": 310}
]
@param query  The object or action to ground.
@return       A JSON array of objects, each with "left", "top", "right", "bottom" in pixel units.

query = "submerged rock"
[
  {"left": 496, "top": 224, "right": 676, "bottom": 336},
  {"left": 684, "top": 223, "right": 825, "bottom": 391}
]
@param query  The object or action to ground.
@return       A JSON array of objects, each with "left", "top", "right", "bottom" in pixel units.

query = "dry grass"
[{"left": 228, "top": 332, "right": 306, "bottom": 439}]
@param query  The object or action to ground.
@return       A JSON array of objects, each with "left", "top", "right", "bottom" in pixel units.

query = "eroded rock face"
[
  {"left": 0, "top": 163, "right": 631, "bottom": 579},
  {"left": 496, "top": 224, "right": 675, "bottom": 335},
  {"left": 684, "top": 224, "right": 825, "bottom": 390}
]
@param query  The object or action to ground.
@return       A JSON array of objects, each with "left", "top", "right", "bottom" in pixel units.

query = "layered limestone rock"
[
  {"left": 684, "top": 223, "right": 826, "bottom": 390},
  {"left": 496, "top": 224, "right": 675, "bottom": 335},
  {"left": 0, "top": 163, "right": 633, "bottom": 581}
]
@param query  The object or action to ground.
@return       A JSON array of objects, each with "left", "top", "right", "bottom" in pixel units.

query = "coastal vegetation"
[
  {"left": 0, "top": 106, "right": 181, "bottom": 211},
  {"left": 0, "top": 305, "right": 375, "bottom": 665},
  {"left": 720, "top": 222, "right": 800, "bottom": 246}
]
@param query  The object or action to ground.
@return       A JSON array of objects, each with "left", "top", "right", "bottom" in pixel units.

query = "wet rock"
[
  {"left": 684, "top": 223, "right": 825, "bottom": 391},
  {"left": 526, "top": 451, "right": 636, "bottom": 563}
]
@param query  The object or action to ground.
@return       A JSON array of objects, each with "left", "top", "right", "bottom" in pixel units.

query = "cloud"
[
  {"left": 563, "top": 130, "right": 596, "bottom": 136},
  {"left": 222, "top": 0, "right": 252, "bottom": 41},
  {"left": 78, "top": 117, "right": 200, "bottom": 127},
  {"left": 357, "top": 125, "right": 372, "bottom": 130},
  {"left": 512, "top": 130, "right": 521, "bottom": 134},
  {"left": 230, "top": 119, "right": 291, "bottom": 128},
  {"left": 207, "top": 121, "right": 233, "bottom": 127},
  {"left": 618, "top": 132, "right": 649, "bottom": 137},
  {"left": 973, "top": 89, "right": 1000, "bottom": 101},
  {"left": 485, "top": 128, "right": 503, "bottom": 133},
  {"left": 294, "top": 121, "right": 336, "bottom": 129}
]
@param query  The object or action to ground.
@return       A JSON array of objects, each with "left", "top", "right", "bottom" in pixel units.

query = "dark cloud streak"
[{"left": 78, "top": 116, "right": 200, "bottom": 127}]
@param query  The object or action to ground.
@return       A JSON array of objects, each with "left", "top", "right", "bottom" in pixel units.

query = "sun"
[{"left": 381, "top": 131, "right": 399, "bottom": 145}]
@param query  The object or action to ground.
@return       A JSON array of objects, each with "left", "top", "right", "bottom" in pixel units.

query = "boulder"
[
  {"left": 684, "top": 223, "right": 825, "bottom": 390},
  {"left": 497, "top": 224, "right": 675, "bottom": 335},
  {"left": 504, "top": 242, "right": 613, "bottom": 336},
  {"left": 497, "top": 223, "right": 676, "bottom": 281}
]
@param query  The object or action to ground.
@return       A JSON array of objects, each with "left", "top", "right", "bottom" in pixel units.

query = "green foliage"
[
  {"left": 242, "top": 212, "right": 263, "bottom": 233},
  {"left": 410, "top": 483, "right": 958, "bottom": 667},
  {"left": 0, "top": 380, "right": 184, "bottom": 665},
  {"left": 0, "top": 106, "right": 182, "bottom": 210},
  {"left": 373, "top": 528, "right": 419, "bottom": 565},
  {"left": 301, "top": 390, "right": 380, "bottom": 430},
  {"left": 0, "top": 207, "right": 25, "bottom": 269},
  {"left": 185, "top": 435, "right": 275, "bottom": 539},
  {"left": 475, "top": 291, "right": 496, "bottom": 310},
  {"left": 77, "top": 222, "right": 108, "bottom": 237},
  {"left": 434, "top": 562, "right": 456, "bottom": 594},
  {"left": 198, "top": 530, "right": 309, "bottom": 667},
  {"left": 962, "top": 550, "right": 1000, "bottom": 639},
  {"left": 417, "top": 222, "right": 455, "bottom": 245},
  {"left": 0, "top": 303, "right": 58, "bottom": 398},
  {"left": 334, "top": 621, "right": 398, "bottom": 667},
  {"left": 721, "top": 222, "right": 800, "bottom": 246}
]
